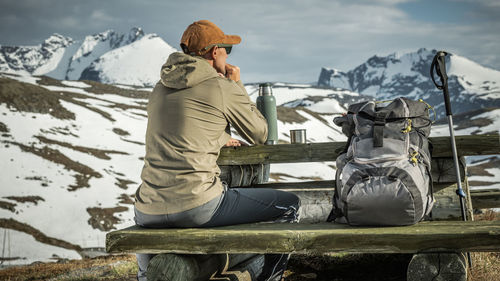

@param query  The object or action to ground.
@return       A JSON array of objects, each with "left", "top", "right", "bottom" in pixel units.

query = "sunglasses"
[{"left": 203, "top": 44, "right": 232, "bottom": 55}]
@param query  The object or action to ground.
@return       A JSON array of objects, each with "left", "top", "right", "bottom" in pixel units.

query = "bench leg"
[
  {"left": 147, "top": 253, "right": 225, "bottom": 281},
  {"left": 147, "top": 253, "right": 258, "bottom": 281},
  {"left": 407, "top": 252, "right": 467, "bottom": 281}
]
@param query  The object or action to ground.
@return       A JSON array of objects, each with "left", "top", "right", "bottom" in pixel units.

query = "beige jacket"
[{"left": 135, "top": 52, "right": 268, "bottom": 215}]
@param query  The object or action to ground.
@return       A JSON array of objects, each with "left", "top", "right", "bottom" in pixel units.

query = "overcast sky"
[{"left": 1, "top": 0, "right": 499, "bottom": 83}]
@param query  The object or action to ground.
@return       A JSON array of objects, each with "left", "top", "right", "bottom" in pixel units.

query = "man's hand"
[
  {"left": 225, "top": 64, "right": 240, "bottom": 82},
  {"left": 224, "top": 138, "right": 248, "bottom": 147}
]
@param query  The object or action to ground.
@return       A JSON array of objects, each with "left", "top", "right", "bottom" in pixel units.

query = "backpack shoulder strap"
[{"left": 373, "top": 111, "right": 389, "bottom": 147}]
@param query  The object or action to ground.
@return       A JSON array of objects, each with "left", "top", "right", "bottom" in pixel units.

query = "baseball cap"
[{"left": 180, "top": 20, "right": 241, "bottom": 55}]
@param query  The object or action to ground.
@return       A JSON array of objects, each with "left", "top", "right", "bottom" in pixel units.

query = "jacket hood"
[{"left": 160, "top": 52, "right": 219, "bottom": 89}]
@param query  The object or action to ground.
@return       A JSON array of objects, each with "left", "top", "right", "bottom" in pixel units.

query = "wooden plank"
[
  {"left": 431, "top": 157, "right": 466, "bottom": 184},
  {"left": 432, "top": 183, "right": 472, "bottom": 221},
  {"left": 217, "top": 135, "right": 500, "bottom": 165},
  {"left": 254, "top": 180, "right": 461, "bottom": 193},
  {"left": 429, "top": 135, "right": 500, "bottom": 158},
  {"left": 471, "top": 189, "right": 500, "bottom": 209},
  {"left": 218, "top": 142, "right": 343, "bottom": 165},
  {"left": 253, "top": 180, "right": 335, "bottom": 190},
  {"left": 106, "top": 221, "right": 500, "bottom": 255}
]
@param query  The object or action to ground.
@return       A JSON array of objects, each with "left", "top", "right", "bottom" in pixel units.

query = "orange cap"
[{"left": 180, "top": 20, "right": 241, "bottom": 55}]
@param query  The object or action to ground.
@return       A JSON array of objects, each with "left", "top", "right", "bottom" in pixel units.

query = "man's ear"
[
  {"left": 202, "top": 46, "right": 217, "bottom": 60},
  {"left": 209, "top": 46, "right": 218, "bottom": 60}
]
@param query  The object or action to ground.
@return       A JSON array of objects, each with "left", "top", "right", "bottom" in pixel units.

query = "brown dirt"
[
  {"left": 36, "top": 75, "right": 68, "bottom": 88},
  {"left": 3, "top": 75, "right": 150, "bottom": 124},
  {"left": 3, "top": 196, "right": 44, "bottom": 205},
  {"left": 468, "top": 157, "right": 500, "bottom": 177},
  {"left": 117, "top": 194, "right": 134, "bottom": 205},
  {"left": 455, "top": 118, "right": 493, "bottom": 131},
  {"left": 39, "top": 126, "right": 79, "bottom": 138},
  {"left": 301, "top": 107, "right": 331, "bottom": 127},
  {"left": 0, "top": 200, "right": 16, "bottom": 212},
  {"left": 121, "top": 138, "right": 145, "bottom": 146},
  {"left": 6, "top": 141, "right": 102, "bottom": 191},
  {"left": 80, "top": 80, "right": 149, "bottom": 99},
  {"left": 59, "top": 93, "right": 115, "bottom": 121},
  {"left": 37, "top": 75, "right": 149, "bottom": 99},
  {"left": 469, "top": 181, "right": 498, "bottom": 188},
  {"left": 0, "top": 121, "right": 8, "bottom": 132},
  {"left": 106, "top": 102, "right": 146, "bottom": 111},
  {"left": 277, "top": 106, "right": 308, "bottom": 124},
  {"left": 36, "top": 135, "right": 129, "bottom": 160},
  {"left": 114, "top": 179, "right": 136, "bottom": 190},
  {"left": 0, "top": 77, "right": 75, "bottom": 120},
  {"left": 0, "top": 218, "right": 82, "bottom": 252},
  {"left": 86, "top": 206, "right": 129, "bottom": 231},
  {"left": 270, "top": 173, "right": 323, "bottom": 182},
  {"left": 277, "top": 106, "right": 332, "bottom": 128},
  {"left": 24, "top": 176, "right": 52, "bottom": 187},
  {"left": 434, "top": 107, "right": 498, "bottom": 127},
  {"left": 0, "top": 76, "right": 120, "bottom": 122},
  {"left": 112, "top": 128, "right": 130, "bottom": 136}
]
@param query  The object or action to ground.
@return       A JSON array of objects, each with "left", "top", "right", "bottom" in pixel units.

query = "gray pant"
[{"left": 135, "top": 185, "right": 300, "bottom": 280}]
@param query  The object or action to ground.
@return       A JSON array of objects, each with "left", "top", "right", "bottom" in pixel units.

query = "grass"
[
  {"left": 467, "top": 210, "right": 500, "bottom": 281},
  {"left": 0, "top": 255, "right": 138, "bottom": 281}
]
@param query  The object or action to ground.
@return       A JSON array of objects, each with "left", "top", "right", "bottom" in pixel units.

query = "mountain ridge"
[
  {"left": 0, "top": 28, "right": 177, "bottom": 87},
  {"left": 318, "top": 48, "right": 500, "bottom": 118}
]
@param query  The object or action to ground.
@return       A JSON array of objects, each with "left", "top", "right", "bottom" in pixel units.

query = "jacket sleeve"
[{"left": 220, "top": 79, "right": 268, "bottom": 145}]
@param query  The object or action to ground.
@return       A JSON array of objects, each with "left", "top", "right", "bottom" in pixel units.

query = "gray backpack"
[{"left": 327, "top": 97, "right": 434, "bottom": 226}]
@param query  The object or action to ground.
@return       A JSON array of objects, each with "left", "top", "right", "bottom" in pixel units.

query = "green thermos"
[{"left": 257, "top": 83, "right": 278, "bottom": 145}]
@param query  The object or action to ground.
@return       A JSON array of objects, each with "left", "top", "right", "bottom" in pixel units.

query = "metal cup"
[{"left": 290, "top": 129, "right": 306, "bottom": 144}]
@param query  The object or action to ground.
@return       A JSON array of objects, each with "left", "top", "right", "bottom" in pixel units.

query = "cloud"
[
  {"left": 90, "top": 10, "right": 113, "bottom": 23},
  {"left": 454, "top": 0, "right": 500, "bottom": 8},
  {"left": 0, "top": 0, "right": 498, "bottom": 82}
]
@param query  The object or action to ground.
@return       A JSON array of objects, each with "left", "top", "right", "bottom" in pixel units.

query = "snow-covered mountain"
[
  {"left": 0, "top": 34, "right": 74, "bottom": 76},
  {"left": 0, "top": 28, "right": 177, "bottom": 87},
  {"left": 318, "top": 48, "right": 500, "bottom": 118}
]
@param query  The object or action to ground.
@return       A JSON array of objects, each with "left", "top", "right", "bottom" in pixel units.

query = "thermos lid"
[{"left": 258, "top": 83, "right": 273, "bottom": 96}]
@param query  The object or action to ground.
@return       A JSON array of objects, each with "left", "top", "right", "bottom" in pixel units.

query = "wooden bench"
[{"left": 107, "top": 135, "right": 500, "bottom": 281}]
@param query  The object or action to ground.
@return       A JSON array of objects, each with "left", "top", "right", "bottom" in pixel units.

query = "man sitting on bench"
[{"left": 133, "top": 20, "right": 300, "bottom": 281}]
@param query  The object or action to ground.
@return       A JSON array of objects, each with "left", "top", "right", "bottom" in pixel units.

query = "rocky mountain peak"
[
  {"left": 127, "top": 27, "right": 145, "bottom": 43},
  {"left": 318, "top": 48, "right": 500, "bottom": 118},
  {"left": 42, "top": 34, "right": 74, "bottom": 48}
]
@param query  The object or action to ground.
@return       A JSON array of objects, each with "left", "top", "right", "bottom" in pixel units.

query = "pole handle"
[{"left": 430, "top": 51, "right": 453, "bottom": 116}]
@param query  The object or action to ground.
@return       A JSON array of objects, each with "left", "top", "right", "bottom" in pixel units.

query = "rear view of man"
[{"left": 134, "top": 20, "right": 300, "bottom": 280}]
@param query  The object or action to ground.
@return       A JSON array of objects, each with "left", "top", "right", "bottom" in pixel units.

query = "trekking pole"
[{"left": 430, "top": 51, "right": 472, "bottom": 268}]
